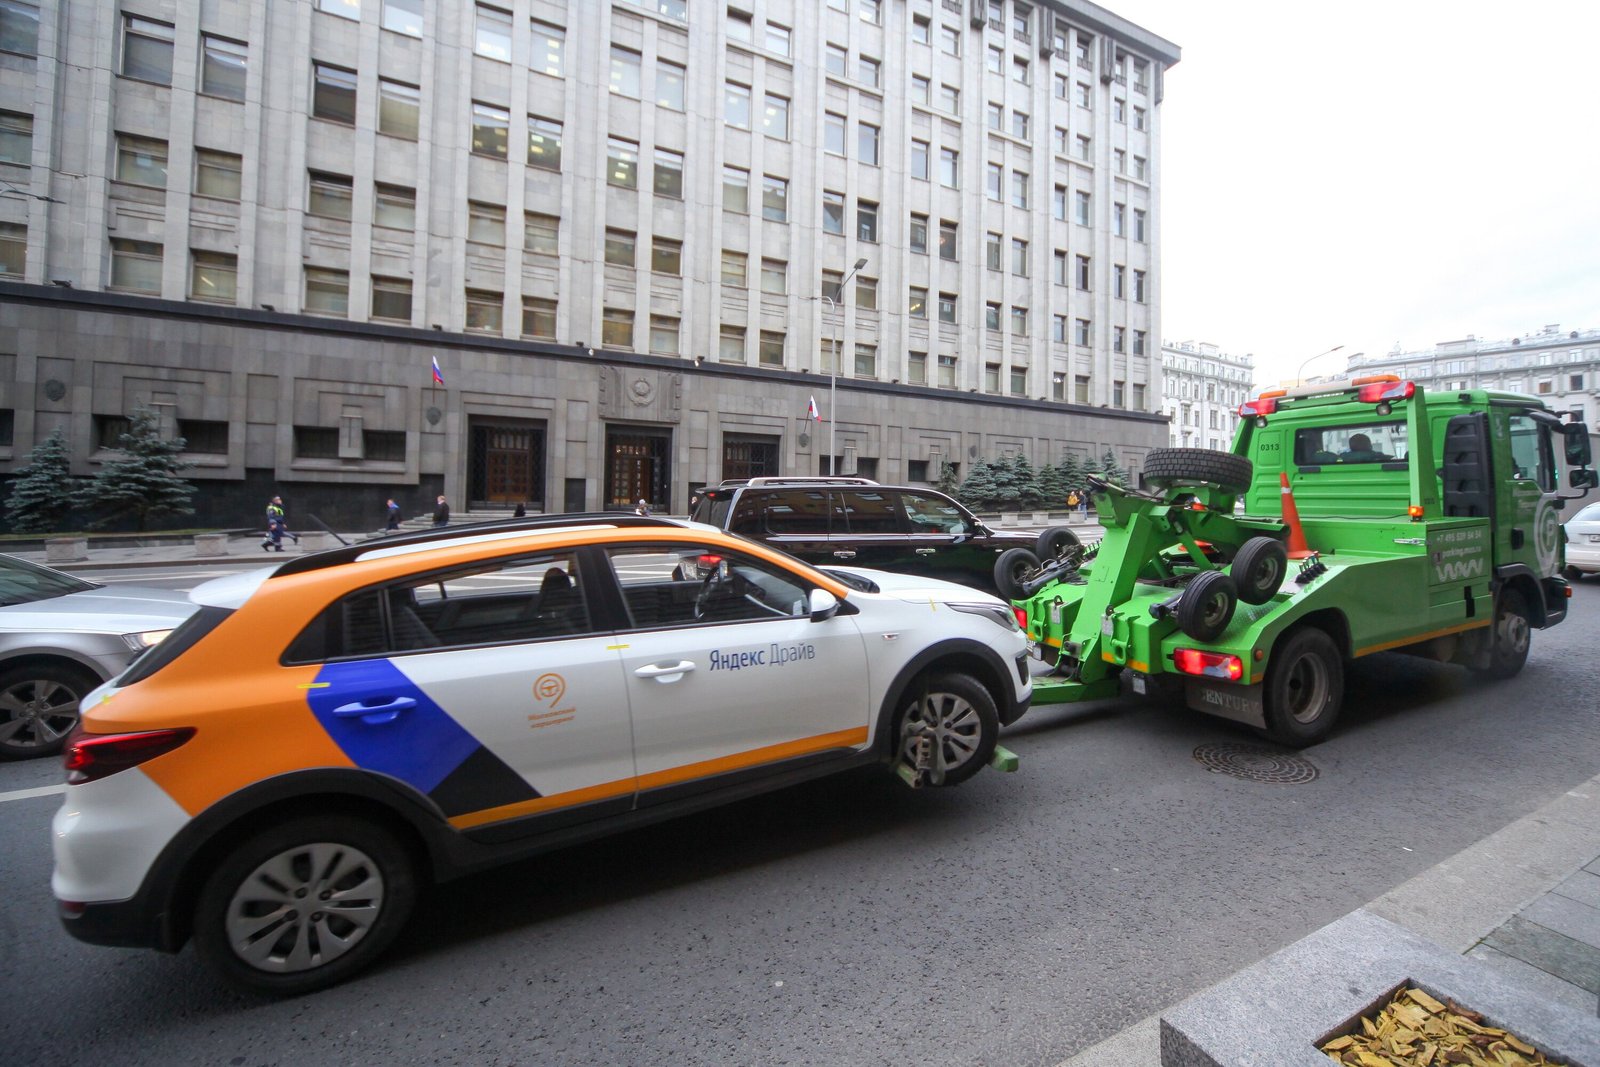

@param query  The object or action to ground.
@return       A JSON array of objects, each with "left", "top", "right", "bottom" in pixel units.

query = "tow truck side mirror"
[
  {"left": 1572, "top": 469, "right": 1600, "bottom": 490},
  {"left": 1563, "top": 423, "right": 1592, "bottom": 467}
]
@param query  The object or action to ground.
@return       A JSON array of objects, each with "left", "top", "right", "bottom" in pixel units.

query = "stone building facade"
[
  {"left": 0, "top": 0, "right": 1179, "bottom": 527},
  {"left": 1159, "top": 340, "right": 1254, "bottom": 451}
]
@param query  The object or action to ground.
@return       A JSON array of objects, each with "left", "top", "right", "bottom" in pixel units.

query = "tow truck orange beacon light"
[{"left": 1408, "top": 505, "right": 1425, "bottom": 521}]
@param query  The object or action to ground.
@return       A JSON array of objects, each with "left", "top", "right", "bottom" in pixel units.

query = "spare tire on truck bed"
[{"left": 1142, "top": 448, "right": 1254, "bottom": 496}]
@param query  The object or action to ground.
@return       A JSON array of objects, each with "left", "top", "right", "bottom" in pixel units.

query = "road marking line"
[{"left": 0, "top": 783, "right": 66, "bottom": 803}]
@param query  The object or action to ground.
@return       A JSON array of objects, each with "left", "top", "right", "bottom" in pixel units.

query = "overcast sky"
[{"left": 1105, "top": 0, "right": 1600, "bottom": 386}]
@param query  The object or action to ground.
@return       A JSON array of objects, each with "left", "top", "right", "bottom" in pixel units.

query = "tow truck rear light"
[
  {"left": 1012, "top": 606, "right": 1029, "bottom": 631},
  {"left": 63, "top": 727, "right": 196, "bottom": 784},
  {"left": 1356, "top": 379, "right": 1415, "bottom": 403},
  {"left": 1239, "top": 390, "right": 1284, "bottom": 418},
  {"left": 1173, "top": 648, "right": 1244, "bottom": 681},
  {"left": 694, "top": 553, "right": 723, "bottom": 570}
]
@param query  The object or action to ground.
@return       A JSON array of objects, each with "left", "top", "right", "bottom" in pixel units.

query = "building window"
[
  {"left": 1010, "top": 307, "right": 1028, "bottom": 337},
  {"left": 766, "top": 22, "right": 792, "bottom": 56},
  {"left": 937, "top": 293, "right": 956, "bottom": 324},
  {"left": 601, "top": 307, "right": 633, "bottom": 348},
  {"left": 1075, "top": 190, "right": 1090, "bottom": 225},
  {"left": 649, "top": 314, "right": 680, "bottom": 355},
  {"left": 1074, "top": 375, "right": 1089, "bottom": 403},
  {"left": 727, "top": 8, "right": 753, "bottom": 43},
  {"left": 822, "top": 190, "right": 845, "bottom": 234},
  {"left": 1133, "top": 155, "right": 1147, "bottom": 180},
  {"left": 1134, "top": 106, "right": 1147, "bottom": 131},
  {"left": 985, "top": 302, "right": 1001, "bottom": 331},
  {"left": 939, "top": 148, "right": 959, "bottom": 188},
  {"left": 382, "top": 0, "right": 424, "bottom": 36},
  {"left": 759, "top": 330, "right": 785, "bottom": 366},
  {"left": 1113, "top": 202, "right": 1125, "bottom": 236},
  {"left": 1012, "top": 170, "right": 1029, "bottom": 209},
  {"left": 908, "top": 353, "right": 928, "bottom": 386},
  {"left": 719, "top": 324, "right": 746, "bottom": 363},
  {"left": 656, "top": 60, "right": 686, "bottom": 110},
  {"left": 821, "top": 269, "right": 842, "bottom": 303},
  {"left": 471, "top": 101, "right": 509, "bottom": 157},
  {"left": 527, "top": 116, "right": 562, "bottom": 170},
  {"left": 609, "top": 46, "right": 641, "bottom": 98},
  {"left": 379, "top": 79, "right": 421, "bottom": 139},
  {"left": 912, "top": 15, "right": 930, "bottom": 44},
  {"left": 115, "top": 134, "right": 168, "bottom": 188},
  {"left": 307, "top": 171, "right": 353, "bottom": 220},
  {"left": 723, "top": 166, "right": 750, "bottom": 213},
  {"left": 0, "top": 0, "right": 40, "bottom": 55},
  {"left": 986, "top": 162, "right": 1002, "bottom": 202},
  {"left": 466, "top": 290, "right": 502, "bottom": 333},
  {"left": 855, "top": 343, "right": 877, "bottom": 377},
  {"left": 1011, "top": 111, "right": 1029, "bottom": 139},
  {"left": 1134, "top": 208, "right": 1147, "bottom": 242},
  {"left": 361, "top": 430, "right": 406, "bottom": 463},
  {"left": 1075, "top": 82, "right": 1091, "bottom": 108},
  {"left": 190, "top": 250, "right": 237, "bottom": 303},
  {"left": 720, "top": 249, "right": 748, "bottom": 286},
  {"left": 0, "top": 221, "right": 23, "bottom": 277},
  {"left": 909, "top": 214, "right": 929, "bottom": 254},
  {"left": 532, "top": 20, "right": 565, "bottom": 77},
  {"left": 761, "top": 175, "right": 788, "bottom": 221},
  {"left": 825, "top": 112, "right": 846, "bottom": 156},
  {"left": 858, "top": 55, "right": 881, "bottom": 87},
  {"left": 522, "top": 296, "right": 556, "bottom": 338},
  {"left": 194, "top": 148, "right": 242, "bottom": 199},
  {"left": 1076, "top": 255, "right": 1091, "bottom": 291},
  {"left": 475, "top": 5, "right": 512, "bottom": 62},
  {"left": 467, "top": 201, "right": 505, "bottom": 245},
  {"left": 911, "top": 74, "right": 931, "bottom": 106},
  {"left": 938, "top": 355, "right": 957, "bottom": 388},
  {"left": 762, "top": 93, "right": 790, "bottom": 139},
  {"left": 1113, "top": 326, "right": 1125, "bottom": 353},
  {"left": 654, "top": 147, "right": 684, "bottom": 198},
  {"left": 1009, "top": 366, "right": 1027, "bottom": 396},
  {"left": 1012, "top": 57, "right": 1029, "bottom": 84},
  {"left": 1133, "top": 269, "right": 1147, "bottom": 302},
  {"left": 939, "top": 84, "right": 960, "bottom": 113},
  {"left": 725, "top": 82, "right": 752, "bottom": 128},
  {"left": 604, "top": 228, "right": 635, "bottom": 266},
  {"left": 606, "top": 137, "right": 638, "bottom": 188},
  {"left": 860, "top": 0, "right": 882, "bottom": 24},
  {"left": 293, "top": 426, "right": 340, "bottom": 459},
  {"left": 911, "top": 139, "right": 930, "bottom": 180},
  {"left": 856, "top": 275, "right": 877, "bottom": 311},
  {"left": 858, "top": 200, "right": 879, "bottom": 243},
  {"left": 1132, "top": 330, "right": 1146, "bottom": 356},
  {"left": 1011, "top": 238, "right": 1028, "bottom": 277},
  {"left": 122, "top": 15, "right": 175, "bottom": 84},
  {"left": 985, "top": 232, "right": 1002, "bottom": 272},
  {"left": 1074, "top": 319, "right": 1091, "bottom": 346},
  {"left": 1076, "top": 134, "right": 1091, "bottom": 160},
  {"left": 370, "top": 275, "right": 412, "bottom": 322},
  {"left": 375, "top": 184, "right": 417, "bottom": 230},
  {"left": 0, "top": 110, "right": 30, "bottom": 164},
  {"left": 1114, "top": 149, "right": 1126, "bottom": 174},
  {"left": 940, "top": 25, "right": 960, "bottom": 56},
  {"left": 303, "top": 267, "right": 349, "bottom": 314},
  {"left": 312, "top": 62, "right": 358, "bottom": 124},
  {"left": 1052, "top": 250, "right": 1067, "bottom": 286},
  {"left": 1113, "top": 98, "right": 1126, "bottom": 124},
  {"left": 986, "top": 45, "right": 1003, "bottom": 75},
  {"left": 651, "top": 236, "right": 682, "bottom": 276},
  {"left": 826, "top": 43, "right": 847, "bottom": 77},
  {"left": 1113, "top": 264, "right": 1125, "bottom": 298},
  {"left": 858, "top": 122, "right": 880, "bottom": 166},
  {"left": 177, "top": 420, "right": 229, "bottom": 455},
  {"left": 1113, "top": 380, "right": 1125, "bottom": 406},
  {"left": 908, "top": 287, "right": 928, "bottom": 319},
  {"left": 201, "top": 35, "right": 247, "bottom": 101},
  {"left": 938, "top": 220, "right": 957, "bottom": 261},
  {"left": 760, "top": 258, "right": 787, "bottom": 295},
  {"left": 1052, "top": 314, "right": 1067, "bottom": 343}
]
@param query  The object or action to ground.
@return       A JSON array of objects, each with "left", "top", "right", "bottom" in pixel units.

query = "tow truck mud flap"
[{"left": 1185, "top": 678, "right": 1266, "bottom": 728}]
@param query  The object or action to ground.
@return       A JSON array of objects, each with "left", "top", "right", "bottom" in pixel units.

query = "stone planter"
[
  {"left": 193, "top": 533, "right": 229, "bottom": 557},
  {"left": 1031, "top": 511, "right": 1052, "bottom": 525},
  {"left": 1000, "top": 512, "right": 1020, "bottom": 526},
  {"left": 45, "top": 537, "right": 88, "bottom": 563}
]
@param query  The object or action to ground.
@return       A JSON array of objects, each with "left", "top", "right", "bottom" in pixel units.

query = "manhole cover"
[{"left": 1192, "top": 743, "right": 1319, "bottom": 784}]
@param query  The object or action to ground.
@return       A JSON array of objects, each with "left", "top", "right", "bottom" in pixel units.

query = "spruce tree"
[
  {"left": 1037, "top": 457, "right": 1066, "bottom": 507},
  {"left": 1009, "top": 453, "right": 1044, "bottom": 509},
  {"left": 1056, "top": 452, "right": 1086, "bottom": 495},
  {"left": 957, "top": 458, "right": 1003, "bottom": 511},
  {"left": 1098, "top": 448, "right": 1127, "bottom": 487},
  {"left": 76, "top": 409, "right": 197, "bottom": 531},
  {"left": 935, "top": 458, "right": 962, "bottom": 499},
  {"left": 4, "top": 427, "right": 78, "bottom": 533}
]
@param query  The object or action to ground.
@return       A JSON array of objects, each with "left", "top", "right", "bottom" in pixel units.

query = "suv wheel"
[
  {"left": 193, "top": 814, "right": 418, "bottom": 995},
  {"left": 895, "top": 672, "right": 998, "bottom": 787}
]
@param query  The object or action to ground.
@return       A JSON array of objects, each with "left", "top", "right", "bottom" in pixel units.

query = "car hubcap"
[
  {"left": 0, "top": 678, "right": 81, "bottom": 750},
  {"left": 901, "top": 690, "right": 982, "bottom": 777},
  {"left": 1285, "top": 653, "right": 1329, "bottom": 725},
  {"left": 224, "top": 842, "right": 385, "bottom": 973}
]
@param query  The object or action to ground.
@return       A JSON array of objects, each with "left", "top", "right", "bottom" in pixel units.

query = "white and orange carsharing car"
[{"left": 52, "top": 515, "right": 1032, "bottom": 994}]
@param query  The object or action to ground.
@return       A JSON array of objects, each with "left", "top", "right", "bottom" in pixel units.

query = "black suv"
[{"left": 686, "top": 477, "right": 1078, "bottom": 597}]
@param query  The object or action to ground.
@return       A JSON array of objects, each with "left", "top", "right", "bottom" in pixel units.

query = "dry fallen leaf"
[{"left": 1318, "top": 987, "right": 1568, "bottom": 1067}]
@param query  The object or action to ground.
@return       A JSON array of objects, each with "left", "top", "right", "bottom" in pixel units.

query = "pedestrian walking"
[
  {"left": 1066, "top": 490, "right": 1080, "bottom": 512},
  {"left": 262, "top": 495, "right": 299, "bottom": 551},
  {"left": 385, "top": 498, "right": 401, "bottom": 532},
  {"left": 1078, "top": 489, "right": 1089, "bottom": 518},
  {"left": 634, "top": 497, "right": 651, "bottom": 517},
  {"left": 433, "top": 495, "right": 450, "bottom": 527}
]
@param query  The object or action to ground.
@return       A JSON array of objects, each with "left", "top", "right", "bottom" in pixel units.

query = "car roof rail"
[
  {"left": 270, "top": 514, "right": 684, "bottom": 577},
  {"left": 742, "top": 476, "right": 880, "bottom": 486}
]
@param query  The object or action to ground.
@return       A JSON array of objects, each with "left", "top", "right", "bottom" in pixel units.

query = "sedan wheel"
[{"left": 0, "top": 664, "right": 98, "bottom": 760}]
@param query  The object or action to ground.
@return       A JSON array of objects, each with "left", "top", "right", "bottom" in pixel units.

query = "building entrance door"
[
  {"left": 605, "top": 428, "right": 671, "bottom": 511},
  {"left": 468, "top": 418, "right": 546, "bottom": 510}
]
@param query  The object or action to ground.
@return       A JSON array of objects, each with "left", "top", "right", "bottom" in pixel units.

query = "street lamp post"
[
  {"left": 820, "top": 256, "right": 869, "bottom": 475},
  {"left": 1296, "top": 345, "right": 1345, "bottom": 385}
]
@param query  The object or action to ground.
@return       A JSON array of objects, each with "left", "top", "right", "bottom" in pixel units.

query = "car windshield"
[{"left": 0, "top": 553, "right": 100, "bottom": 607}]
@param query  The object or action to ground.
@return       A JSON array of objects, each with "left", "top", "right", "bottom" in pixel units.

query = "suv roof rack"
[
  {"left": 271, "top": 513, "right": 684, "bottom": 577},
  {"left": 738, "top": 476, "right": 880, "bottom": 487}
]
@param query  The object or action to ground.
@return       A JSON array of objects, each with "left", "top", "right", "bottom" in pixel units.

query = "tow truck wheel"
[
  {"left": 895, "top": 672, "right": 998, "bottom": 787},
  {"left": 993, "top": 547, "right": 1040, "bottom": 600},
  {"left": 1143, "top": 448, "right": 1255, "bottom": 496},
  {"left": 1230, "top": 537, "right": 1288, "bottom": 605},
  {"left": 1476, "top": 586, "right": 1532, "bottom": 680},
  {"left": 1176, "top": 571, "right": 1238, "bottom": 642},
  {"left": 1261, "top": 627, "right": 1343, "bottom": 747},
  {"left": 1035, "top": 526, "right": 1079, "bottom": 561}
]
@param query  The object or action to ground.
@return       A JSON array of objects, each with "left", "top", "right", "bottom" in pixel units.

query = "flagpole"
[{"left": 822, "top": 257, "right": 868, "bottom": 476}]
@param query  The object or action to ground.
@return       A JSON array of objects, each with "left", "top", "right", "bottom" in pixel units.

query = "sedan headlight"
[
  {"left": 120, "top": 629, "right": 175, "bottom": 652},
  {"left": 948, "top": 602, "right": 1020, "bottom": 632}
]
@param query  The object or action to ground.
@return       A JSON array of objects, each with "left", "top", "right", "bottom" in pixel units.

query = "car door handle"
[
  {"left": 915, "top": 548, "right": 936, "bottom": 556},
  {"left": 635, "top": 661, "right": 696, "bottom": 682},
  {"left": 832, "top": 550, "right": 856, "bottom": 559},
  {"left": 330, "top": 696, "right": 417, "bottom": 725}
]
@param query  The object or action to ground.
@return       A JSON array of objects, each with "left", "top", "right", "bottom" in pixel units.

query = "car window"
[
  {"left": 1293, "top": 422, "right": 1408, "bottom": 466},
  {"left": 759, "top": 490, "right": 830, "bottom": 535},
  {"left": 283, "top": 551, "right": 590, "bottom": 662},
  {"left": 0, "top": 553, "right": 99, "bottom": 607},
  {"left": 1507, "top": 414, "right": 1555, "bottom": 491},
  {"left": 901, "top": 490, "right": 972, "bottom": 535},
  {"left": 604, "top": 543, "right": 811, "bottom": 629},
  {"left": 838, "top": 491, "right": 903, "bottom": 534}
]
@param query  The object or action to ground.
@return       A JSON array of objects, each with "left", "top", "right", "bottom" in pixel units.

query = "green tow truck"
[{"left": 1007, "top": 375, "right": 1599, "bottom": 746}]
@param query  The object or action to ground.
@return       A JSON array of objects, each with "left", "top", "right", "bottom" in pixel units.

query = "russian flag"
[
  {"left": 431, "top": 356, "right": 444, "bottom": 385},
  {"left": 807, "top": 395, "right": 821, "bottom": 421}
]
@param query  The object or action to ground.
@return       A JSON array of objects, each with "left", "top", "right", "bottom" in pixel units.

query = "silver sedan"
[
  {"left": 0, "top": 554, "right": 195, "bottom": 759},
  {"left": 1565, "top": 501, "right": 1600, "bottom": 579}
]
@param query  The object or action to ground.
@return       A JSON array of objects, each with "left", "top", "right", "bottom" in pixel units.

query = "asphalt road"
[{"left": 3, "top": 569, "right": 1598, "bottom": 1065}]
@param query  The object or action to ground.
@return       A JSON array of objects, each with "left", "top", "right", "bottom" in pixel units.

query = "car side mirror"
[
  {"left": 1564, "top": 423, "right": 1592, "bottom": 466},
  {"left": 1571, "top": 468, "right": 1600, "bottom": 489},
  {"left": 808, "top": 588, "right": 841, "bottom": 622}
]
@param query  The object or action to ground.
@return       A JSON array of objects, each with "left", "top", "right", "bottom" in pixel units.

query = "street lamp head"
[{"left": 852, "top": 257, "right": 868, "bottom": 270}]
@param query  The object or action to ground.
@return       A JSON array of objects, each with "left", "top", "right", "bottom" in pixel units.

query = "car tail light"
[
  {"left": 64, "top": 727, "right": 196, "bottom": 784},
  {"left": 1173, "top": 648, "right": 1244, "bottom": 681},
  {"left": 1356, "top": 379, "right": 1415, "bottom": 403},
  {"left": 1012, "top": 606, "right": 1029, "bottom": 631}
]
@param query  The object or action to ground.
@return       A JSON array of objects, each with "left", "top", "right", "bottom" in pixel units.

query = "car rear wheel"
[
  {"left": 193, "top": 814, "right": 418, "bottom": 996},
  {"left": 1261, "top": 627, "right": 1343, "bottom": 747},
  {"left": 895, "top": 672, "right": 998, "bottom": 787},
  {"left": 0, "top": 662, "right": 100, "bottom": 760}
]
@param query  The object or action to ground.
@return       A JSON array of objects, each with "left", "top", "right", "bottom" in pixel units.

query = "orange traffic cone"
[{"left": 1279, "top": 471, "right": 1314, "bottom": 558}]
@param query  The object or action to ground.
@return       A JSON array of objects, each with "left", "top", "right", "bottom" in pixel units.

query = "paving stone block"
[{"left": 1484, "top": 914, "right": 1600, "bottom": 995}]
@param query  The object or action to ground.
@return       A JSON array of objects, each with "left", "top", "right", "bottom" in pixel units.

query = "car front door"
[
  {"left": 598, "top": 542, "right": 872, "bottom": 803},
  {"left": 899, "top": 489, "right": 993, "bottom": 586},
  {"left": 830, "top": 489, "right": 916, "bottom": 572}
]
